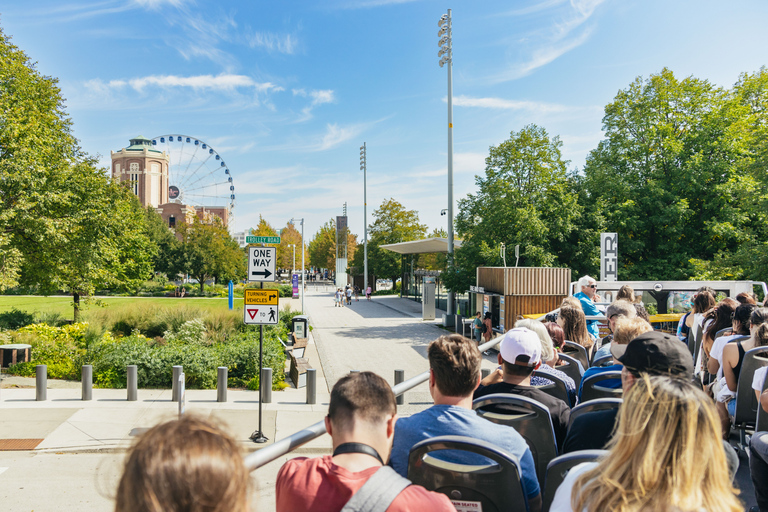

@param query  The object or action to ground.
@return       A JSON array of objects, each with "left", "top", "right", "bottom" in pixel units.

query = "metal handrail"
[{"left": 244, "top": 336, "right": 504, "bottom": 470}]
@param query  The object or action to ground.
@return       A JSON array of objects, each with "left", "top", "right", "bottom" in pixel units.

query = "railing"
[{"left": 244, "top": 336, "right": 504, "bottom": 471}]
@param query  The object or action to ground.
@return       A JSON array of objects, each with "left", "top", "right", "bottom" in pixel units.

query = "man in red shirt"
[{"left": 276, "top": 371, "right": 454, "bottom": 512}]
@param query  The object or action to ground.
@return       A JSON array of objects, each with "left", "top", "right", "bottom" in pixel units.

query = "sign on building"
[
  {"left": 600, "top": 233, "right": 618, "bottom": 282},
  {"left": 248, "top": 246, "right": 276, "bottom": 282},
  {"left": 243, "top": 289, "right": 280, "bottom": 325}
]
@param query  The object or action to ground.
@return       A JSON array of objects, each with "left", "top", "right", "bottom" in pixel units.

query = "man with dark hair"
[
  {"left": 276, "top": 371, "right": 454, "bottom": 511},
  {"left": 390, "top": 334, "right": 542, "bottom": 511},
  {"left": 473, "top": 328, "right": 571, "bottom": 449}
]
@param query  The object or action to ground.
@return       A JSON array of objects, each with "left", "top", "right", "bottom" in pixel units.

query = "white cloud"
[
  {"left": 292, "top": 89, "right": 336, "bottom": 122},
  {"left": 133, "top": 0, "right": 186, "bottom": 9},
  {"left": 91, "top": 74, "right": 284, "bottom": 93},
  {"left": 452, "top": 95, "right": 572, "bottom": 113},
  {"left": 491, "top": 0, "right": 607, "bottom": 82},
  {"left": 248, "top": 31, "right": 298, "bottom": 55},
  {"left": 315, "top": 123, "right": 364, "bottom": 151}
]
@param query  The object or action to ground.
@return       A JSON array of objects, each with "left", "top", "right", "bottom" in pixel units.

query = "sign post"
[{"left": 246, "top": 246, "right": 278, "bottom": 444}]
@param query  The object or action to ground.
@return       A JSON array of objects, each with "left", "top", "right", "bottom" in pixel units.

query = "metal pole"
[
  {"left": 394, "top": 369, "right": 405, "bottom": 405},
  {"left": 172, "top": 365, "right": 183, "bottom": 402},
  {"left": 306, "top": 368, "right": 317, "bottom": 405},
  {"left": 362, "top": 142, "right": 368, "bottom": 294},
  {"left": 261, "top": 367, "right": 272, "bottom": 404},
  {"left": 446, "top": 9, "right": 455, "bottom": 319},
  {"left": 178, "top": 372, "right": 185, "bottom": 418},
  {"left": 301, "top": 219, "right": 305, "bottom": 314},
  {"left": 251, "top": 279, "right": 268, "bottom": 443},
  {"left": 81, "top": 365, "right": 92, "bottom": 401},
  {"left": 127, "top": 365, "right": 138, "bottom": 401},
  {"left": 36, "top": 364, "right": 47, "bottom": 401},
  {"left": 217, "top": 366, "right": 228, "bottom": 402}
]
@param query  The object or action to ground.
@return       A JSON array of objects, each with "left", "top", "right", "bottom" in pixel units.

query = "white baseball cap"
[{"left": 500, "top": 327, "right": 541, "bottom": 367}]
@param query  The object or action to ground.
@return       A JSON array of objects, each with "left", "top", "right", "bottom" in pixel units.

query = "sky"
[{"left": 3, "top": 0, "right": 768, "bottom": 242}]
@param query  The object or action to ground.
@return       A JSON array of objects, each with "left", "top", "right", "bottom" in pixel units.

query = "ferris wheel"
[{"left": 151, "top": 134, "right": 236, "bottom": 224}]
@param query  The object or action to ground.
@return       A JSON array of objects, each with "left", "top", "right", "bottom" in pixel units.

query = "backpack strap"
[{"left": 341, "top": 466, "right": 411, "bottom": 512}]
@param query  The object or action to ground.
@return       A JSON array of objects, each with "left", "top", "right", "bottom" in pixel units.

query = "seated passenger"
[
  {"left": 708, "top": 303, "right": 757, "bottom": 378},
  {"left": 115, "top": 416, "right": 250, "bottom": 512},
  {"left": 276, "top": 371, "right": 454, "bottom": 512},
  {"left": 516, "top": 318, "right": 576, "bottom": 404},
  {"left": 576, "top": 317, "right": 651, "bottom": 402},
  {"left": 564, "top": 331, "right": 693, "bottom": 453},
  {"left": 591, "top": 300, "right": 636, "bottom": 362},
  {"left": 390, "top": 334, "right": 541, "bottom": 511},
  {"left": 473, "top": 327, "right": 570, "bottom": 449},
  {"left": 551, "top": 375, "right": 742, "bottom": 512},
  {"left": 717, "top": 307, "right": 768, "bottom": 437},
  {"left": 558, "top": 304, "right": 595, "bottom": 361}
]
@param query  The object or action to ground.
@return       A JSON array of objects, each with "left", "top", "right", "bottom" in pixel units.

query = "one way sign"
[{"left": 248, "top": 247, "right": 276, "bottom": 282}]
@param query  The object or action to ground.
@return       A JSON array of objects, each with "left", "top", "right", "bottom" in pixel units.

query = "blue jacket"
[{"left": 574, "top": 291, "right": 600, "bottom": 339}]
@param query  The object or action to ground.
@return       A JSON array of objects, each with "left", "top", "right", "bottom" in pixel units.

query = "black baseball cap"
[{"left": 618, "top": 331, "right": 694, "bottom": 377}]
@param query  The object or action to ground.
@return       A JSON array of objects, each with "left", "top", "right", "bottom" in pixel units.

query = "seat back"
[
  {"left": 567, "top": 398, "right": 623, "bottom": 431},
  {"left": 532, "top": 370, "right": 572, "bottom": 406},
  {"left": 541, "top": 450, "right": 607, "bottom": 512},
  {"left": 733, "top": 347, "right": 768, "bottom": 429},
  {"left": 407, "top": 435, "right": 529, "bottom": 512},
  {"left": 579, "top": 371, "right": 623, "bottom": 403},
  {"left": 591, "top": 355, "right": 614, "bottom": 367},
  {"left": 473, "top": 393, "right": 557, "bottom": 486},
  {"left": 715, "top": 327, "right": 732, "bottom": 339},
  {"left": 692, "top": 323, "right": 704, "bottom": 370},
  {"left": 687, "top": 324, "right": 695, "bottom": 355},
  {"left": 756, "top": 369, "right": 768, "bottom": 432},
  {"left": 563, "top": 341, "right": 590, "bottom": 369},
  {"left": 556, "top": 353, "right": 584, "bottom": 390}
]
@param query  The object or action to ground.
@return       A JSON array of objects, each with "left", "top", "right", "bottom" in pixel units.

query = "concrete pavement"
[{"left": 0, "top": 288, "right": 479, "bottom": 511}]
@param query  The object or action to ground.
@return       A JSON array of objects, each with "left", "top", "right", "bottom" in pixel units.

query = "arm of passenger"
[
  {"left": 722, "top": 344, "right": 738, "bottom": 392},
  {"left": 762, "top": 389, "right": 768, "bottom": 414},
  {"left": 480, "top": 368, "right": 503, "bottom": 386},
  {"left": 707, "top": 350, "right": 721, "bottom": 375},
  {"left": 528, "top": 494, "right": 542, "bottom": 512}
]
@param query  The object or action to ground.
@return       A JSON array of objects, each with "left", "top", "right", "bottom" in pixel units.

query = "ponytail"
[{"left": 754, "top": 323, "right": 768, "bottom": 348}]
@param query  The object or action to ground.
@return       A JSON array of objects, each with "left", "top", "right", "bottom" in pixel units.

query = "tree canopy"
[{"left": 175, "top": 219, "right": 246, "bottom": 292}]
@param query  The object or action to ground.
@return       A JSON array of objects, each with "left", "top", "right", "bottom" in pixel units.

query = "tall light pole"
[
  {"left": 291, "top": 218, "right": 305, "bottom": 314},
  {"left": 438, "top": 9, "right": 455, "bottom": 319},
  {"left": 360, "top": 143, "right": 368, "bottom": 294}
]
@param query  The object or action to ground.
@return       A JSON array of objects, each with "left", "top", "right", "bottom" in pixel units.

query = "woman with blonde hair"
[
  {"left": 615, "top": 284, "right": 635, "bottom": 303},
  {"left": 115, "top": 416, "right": 251, "bottom": 512},
  {"left": 557, "top": 305, "right": 594, "bottom": 358},
  {"left": 551, "top": 375, "right": 741, "bottom": 512}
]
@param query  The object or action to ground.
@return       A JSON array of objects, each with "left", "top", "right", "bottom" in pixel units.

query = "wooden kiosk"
[{"left": 473, "top": 267, "right": 571, "bottom": 332}]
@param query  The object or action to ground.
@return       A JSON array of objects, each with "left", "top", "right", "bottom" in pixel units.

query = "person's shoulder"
[
  {"left": 277, "top": 456, "right": 316, "bottom": 482},
  {"left": 391, "top": 485, "right": 455, "bottom": 510}
]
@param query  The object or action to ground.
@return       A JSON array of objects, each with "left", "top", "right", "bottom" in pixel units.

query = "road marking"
[{"left": 0, "top": 467, "right": 8, "bottom": 475}]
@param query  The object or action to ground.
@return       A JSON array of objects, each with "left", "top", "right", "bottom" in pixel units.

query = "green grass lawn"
[{"left": 0, "top": 296, "right": 247, "bottom": 320}]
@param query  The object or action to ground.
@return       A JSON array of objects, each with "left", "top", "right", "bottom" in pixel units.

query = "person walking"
[
  {"left": 366, "top": 285, "right": 372, "bottom": 301},
  {"left": 472, "top": 312, "right": 483, "bottom": 344},
  {"left": 345, "top": 286, "right": 352, "bottom": 305}
]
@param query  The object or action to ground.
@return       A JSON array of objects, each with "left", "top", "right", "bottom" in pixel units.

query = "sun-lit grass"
[{"left": 0, "top": 296, "right": 246, "bottom": 321}]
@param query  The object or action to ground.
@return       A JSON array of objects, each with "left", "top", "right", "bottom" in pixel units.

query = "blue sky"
[{"left": 3, "top": 0, "right": 768, "bottom": 241}]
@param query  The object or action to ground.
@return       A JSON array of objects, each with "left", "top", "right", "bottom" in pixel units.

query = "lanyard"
[{"left": 332, "top": 442, "right": 384, "bottom": 465}]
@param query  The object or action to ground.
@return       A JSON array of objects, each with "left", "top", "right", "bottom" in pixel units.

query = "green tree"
[
  {"left": 176, "top": 219, "right": 246, "bottom": 293},
  {"left": 446, "top": 125, "right": 580, "bottom": 293},
  {"left": 308, "top": 219, "right": 357, "bottom": 272},
  {"left": 277, "top": 221, "right": 303, "bottom": 270},
  {"left": 361, "top": 198, "right": 427, "bottom": 284},
  {"left": 145, "top": 207, "right": 180, "bottom": 277},
  {"left": 582, "top": 68, "right": 751, "bottom": 279},
  {"left": 0, "top": 27, "right": 156, "bottom": 319}
]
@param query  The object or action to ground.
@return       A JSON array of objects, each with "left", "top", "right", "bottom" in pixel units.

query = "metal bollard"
[
  {"left": 36, "top": 365, "right": 47, "bottom": 401},
  {"left": 172, "top": 365, "right": 183, "bottom": 402},
  {"left": 394, "top": 369, "right": 405, "bottom": 405},
  {"left": 81, "top": 365, "right": 93, "bottom": 401},
  {"left": 306, "top": 368, "right": 317, "bottom": 405},
  {"left": 260, "top": 367, "right": 272, "bottom": 404},
  {"left": 127, "top": 365, "right": 138, "bottom": 401},
  {"left": 481, "top": 368, "right": 491, "bottom": 379},
  {"left": 217, "top": 367, "right": 228, "bottom": 403}
]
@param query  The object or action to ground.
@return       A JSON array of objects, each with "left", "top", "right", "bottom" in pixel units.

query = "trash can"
[{"left": 293, "top": 315, "right": 309, "bottom": 340}]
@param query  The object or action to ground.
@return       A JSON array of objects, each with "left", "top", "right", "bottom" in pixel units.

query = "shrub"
[
  {"left": 164, "top": 318, "right": 207, "bottom": 345},
  {"left": 6, "top": 323, "right": 89, "bottom": 379},
  {"left": 0, "top": 308, "right": 34, "bottom": 330}
]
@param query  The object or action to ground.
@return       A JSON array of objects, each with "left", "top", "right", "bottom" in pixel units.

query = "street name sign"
[
  {"left": 243, "top": 289, "right": 279, "bottom": 325},
  {"left": 248, "top": 246, "right": 276, "bottom": 282},
  {"left": 246, "top": 236, "right": 281, "bottom": 244}
]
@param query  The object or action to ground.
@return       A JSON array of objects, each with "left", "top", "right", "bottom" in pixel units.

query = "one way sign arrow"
[{"left": 251, "top": 269, "right": 272, "bottom": 279}]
